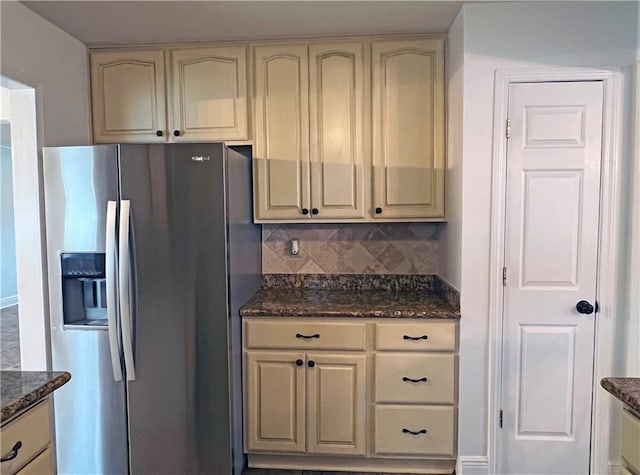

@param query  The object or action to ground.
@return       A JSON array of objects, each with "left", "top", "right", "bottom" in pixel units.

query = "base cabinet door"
[
  {"left": 91, "top": 50, "right": 167, "bottom": 143},
  {"left": 245, "top": 352, "right": 306, "bottom": 453},
  {"left": 371, "top": 38, "right": 445, "bottom": 219},
  {"left": 306, "top": 353, "right": 366, "bottom": 455}
]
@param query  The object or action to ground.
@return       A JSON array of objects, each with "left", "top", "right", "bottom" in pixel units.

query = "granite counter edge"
[
  {"left": 240, "top": 309, "right": 461, "bottom": 319},
  {"left": 1, "top": 372, "right": 71, "bottom": 424},
  {"left": 600, "top": 377, "right": 640, "bottom": 415}
]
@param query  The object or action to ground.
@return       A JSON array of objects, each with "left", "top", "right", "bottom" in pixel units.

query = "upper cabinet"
[
  {"left": 253, "top": 44, "right": 310, "bottom": 220},
  {"left": 252, "top": 41, "right": 366, "bottom": 222},
  {"left": 372, "top": 38, "right": 445, "bottom": 219},
  {"left": 170, "top": 46, "right": 247, "bottom": 141},
  {"left": 309, "top": 43, "right": 366, "bottom": 220},
  {"left": 89, "top": 35, "right": 445, "bottom": 223},
  {"left": 91, "top": 50, "right": 166, "bottom": 143},
  {"left": 90, "top": 46, "right": 248, "bottom": 143}
]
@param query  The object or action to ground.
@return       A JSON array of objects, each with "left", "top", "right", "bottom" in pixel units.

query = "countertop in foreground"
[
  {"left": 601, "top": 377, "right": 640, "bottom": 414},
  {"left": 1, "top": 371, "right": 71, "bottom": 423},
  {"left": 240, "top": 288, "right": 460, "bottom": 319}
]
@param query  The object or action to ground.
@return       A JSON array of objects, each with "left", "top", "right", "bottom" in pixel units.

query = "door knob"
[
  {"left": 576, "top": 300, "right": 594, "bottom": 315},
  {"left": 295, "top": 359, "right": 303, "bottom": 367}
]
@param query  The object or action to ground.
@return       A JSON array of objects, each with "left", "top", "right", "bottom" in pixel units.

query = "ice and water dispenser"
[{"left": 61, "top": 253, "right": 107, "bottom": 327}]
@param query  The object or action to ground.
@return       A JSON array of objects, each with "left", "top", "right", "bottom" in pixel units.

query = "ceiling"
[{"left": 20, "top": 1, "right": 464, "bottom": 46}]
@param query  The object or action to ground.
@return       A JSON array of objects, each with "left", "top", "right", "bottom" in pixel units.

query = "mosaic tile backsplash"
[{"left": 262, "top": 223, "right": 442, "bottom": 274}]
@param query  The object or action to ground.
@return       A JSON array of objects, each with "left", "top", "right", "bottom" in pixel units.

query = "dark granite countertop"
[
  {"left": 1, "top": 371, "right": 71, "bottom": 423},
  {"left": 601, "top": 377, "right": 640, "bottom": 414},
  {"left": 240, "top": 288, "right": 460, "bottom": 319}
]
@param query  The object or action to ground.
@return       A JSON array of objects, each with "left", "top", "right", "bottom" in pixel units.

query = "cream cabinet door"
[
  {"left": 309, "top": 42, "right": 366, "bottom": 219},
  {"left": 170, "top": 46, "right": 248, "bottom": 141},
  {"left": 91, "top": 50, "right": 166, "bottom": 143},
  {"left": 306, "top": 353, "right": 366, "bottom": 455},
  {"left": 245, "top": 351, "right": 306, "bottom": 453},
  {"left": 371, "top": 38, "right": 445, "bottom": 219},
  {"left": 253, "top": 44, "right": 310, "bottom": 221},
  {"left": 15, "top": 448, "right": 53, "bottom": 475}
]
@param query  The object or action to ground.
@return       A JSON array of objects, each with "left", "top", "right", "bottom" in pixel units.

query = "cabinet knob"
[
  {"left": 307, "top": 360, "right": 315, "bottom": 368},
  {"left": 156, "top": 130, "right": 163, "bottom": 137},
  {"left": 302, "top": 208, "right": 309, "bottom": 215},
  {"left": 375, "top": 207, "right": 383, "bottom": 214},
  {"left": 173, "top": 130, "right": 181, "bottom": 137},
  {"left": 295, "top": 359, "right": 303, "bottom": 367},
  {"left": 311, "top": 208, "right": 319, "bottom": 215}
]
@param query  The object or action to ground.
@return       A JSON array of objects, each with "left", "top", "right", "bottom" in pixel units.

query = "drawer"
[
  {"left": 1, "top": 400, "right": 51, "bottom": 475},
  {"left": 245, "top": 319, "right": 366, "bottom": 350},
  {"left": 622, "top": 408, "right": 640, "bottom": 472},
  {"left": 15, "top": 448, "right": 52, "bottom": 475},
  {"left": 375, "top": 405, "right": 455, "bottom": 457},
  {"left": 375, "top": 353, "right": 456, "bottom": 404},
  {"left": 376, "top": 322, "right": 456, "bottom": 351}
]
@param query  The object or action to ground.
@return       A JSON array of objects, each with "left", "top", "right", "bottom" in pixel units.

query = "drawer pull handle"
[
  {"left": 402, "top": 428, "right": 427, "bottom": 436},
  {"left": 403, "top": 335, "right": 428, "bottom": 341},
  {"left": 296, "top": 333, "right": 320, "bottom": 339},
  {"left": 402, "top": 376, "right": 428, "bottom": 383},
  {"left": 1, "top": 441, "right": 22, "bottom": 462}
]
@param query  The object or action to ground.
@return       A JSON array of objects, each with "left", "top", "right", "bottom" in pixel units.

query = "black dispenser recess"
[{"left": 61, "top": 253, "right": 107, "bottom": 327}]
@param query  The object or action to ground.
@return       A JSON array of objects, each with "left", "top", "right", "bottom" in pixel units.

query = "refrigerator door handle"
[
  {"left": 118, "top": 200, "right": 136, "bottom": 381},
  {"left": 106, "top": 201, "right": 123, "bottom": 381}
]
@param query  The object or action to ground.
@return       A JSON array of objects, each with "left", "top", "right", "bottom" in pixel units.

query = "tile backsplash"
[{"left": 262, "top": 223, "right": 442, "bottom": 274}]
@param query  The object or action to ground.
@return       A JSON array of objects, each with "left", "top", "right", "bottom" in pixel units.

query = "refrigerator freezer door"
[
  {"left": 43, "top": 145, "right": 128, "bottom": 475},
  {"left": 119, "top": 143, "right": 233, "bottom": 474}
]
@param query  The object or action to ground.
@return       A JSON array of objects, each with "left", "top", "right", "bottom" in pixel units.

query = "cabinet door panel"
[
  {"left": 253, "top": 44, "right": 310, "bottom": 221},
  {"left": 372, "top": 38, "right": 444, "bottom": 219},
  {"left": 0, "top": 399, "right": 51, "bottom": 474},
  {"left": 91, "top": 50, "right": 166, "bottom": 143},
  {"left": 245, "top": 351, "right": 306, "bottom": 453},
  {"left": 306, "top": 353, "right": 366, "bottom": 455},
  {"left": 309, "top": 43, "right": 366, "bottom": 219},
  {"left": 375, "top": 405, "right": 456, "bottom": 457},
  {"left": 15, "top": 448, "right": 53, "bottom": 475},
  {"left": 171, "top": 46, "right": 248, "bottom": 141}
]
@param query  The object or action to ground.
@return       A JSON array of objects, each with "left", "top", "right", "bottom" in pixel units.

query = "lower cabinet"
[
  {"left": 622, "top": 407, "right": 640, "bottom": 474},
  {"left": 245, "top": 351, "right": 366, "bottom": 456},
  {"left": 243, "top": 317, "right": 458, "bottom": 474},
  {"left": 0, "top": 399, "right": 54, "bottom": 475}
]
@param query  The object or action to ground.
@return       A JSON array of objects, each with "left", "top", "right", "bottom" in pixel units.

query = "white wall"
[
  {"left": 0, "top": 1, "right": 90, "bottom": 146},
  {"left": 456, "top": 1, "right": 638, "bottom": 469},
  {"left": 629, "top": 0, "right": 640, "bottom": 377},
  {"left": 0, "top": 2, "right": 91, "bottom": 369},
  {"left": 438, "top": 9, "right": 463, "bottom": 290}
]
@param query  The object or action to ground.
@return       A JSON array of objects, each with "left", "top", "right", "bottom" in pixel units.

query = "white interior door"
[{"left": 500, "top": 81, "right": 604, "bottom": 474}]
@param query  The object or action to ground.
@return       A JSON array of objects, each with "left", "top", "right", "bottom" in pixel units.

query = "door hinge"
[
  {"left": 506, "top": 118, "right": 511, "bottom": 139},
  {"left": 499, "top": 409, "right": 503, "bottom": 428},
  {"left": 502, "top": 267, "right": 507, "bottom": 286}
]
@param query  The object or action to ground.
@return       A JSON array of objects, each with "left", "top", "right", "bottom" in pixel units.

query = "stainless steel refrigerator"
[{"left": 42, "top": 143, "right": 260, "bottom": 474}]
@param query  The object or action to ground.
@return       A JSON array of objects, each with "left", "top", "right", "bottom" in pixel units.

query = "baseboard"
[
  {"left": 456, "top": 456, "right": 490, "bottom": 475},
  {"left": 0, "top": 295, "right": 18, "bottom": 309}
]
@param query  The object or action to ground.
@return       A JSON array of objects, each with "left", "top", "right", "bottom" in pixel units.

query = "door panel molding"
[{"left": 488, "top": 68, "right": 625, "bottom": 475}]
